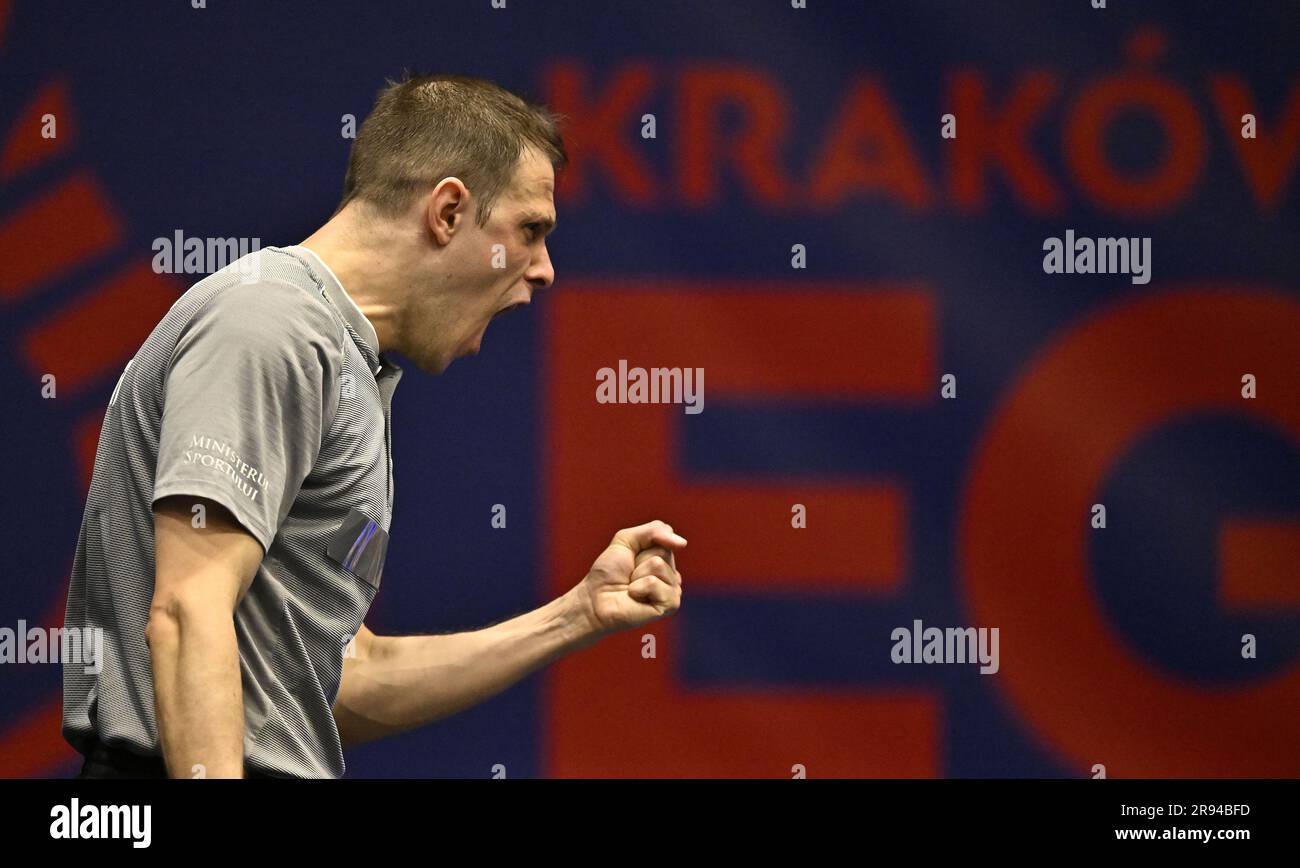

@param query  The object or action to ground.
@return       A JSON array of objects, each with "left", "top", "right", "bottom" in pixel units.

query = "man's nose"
[{"left": 525, "top": 243, "right": 554, "bottom": 290}]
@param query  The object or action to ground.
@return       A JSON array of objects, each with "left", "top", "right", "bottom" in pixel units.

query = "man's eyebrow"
[{"left": 522, "top": 212, "right": 557, "bottom": 235}]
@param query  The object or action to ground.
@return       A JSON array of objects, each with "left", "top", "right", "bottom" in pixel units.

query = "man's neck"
[{"left": 298, "top": 215, "right": 406, "bottom": 354}]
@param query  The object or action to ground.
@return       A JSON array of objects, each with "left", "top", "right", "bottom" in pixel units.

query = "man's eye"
[{"left": 524, "top": 223, "right": 539, "bottom": 239}]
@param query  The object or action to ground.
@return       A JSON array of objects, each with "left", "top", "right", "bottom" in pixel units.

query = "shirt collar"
[{"left": 283, "top": 244, "right": 384, "bottom": 372}]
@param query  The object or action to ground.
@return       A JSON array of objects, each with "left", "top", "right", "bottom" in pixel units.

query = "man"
[{"left": 62, "top": 72, "right": 686, "bottom": 779}]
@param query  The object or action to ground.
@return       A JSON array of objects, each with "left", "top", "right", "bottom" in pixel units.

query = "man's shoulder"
[{"left": 177, "top": 248, "right": 348, "bottom": 350}]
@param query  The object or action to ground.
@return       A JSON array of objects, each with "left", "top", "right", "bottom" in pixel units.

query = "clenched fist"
[{"left": 575, "top": 520, "right": 686, "bottom": 635}]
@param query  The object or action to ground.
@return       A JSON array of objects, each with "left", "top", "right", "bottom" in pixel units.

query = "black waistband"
[
  {"left": 78, "top": 736, "right": 168, "bottom": 778},
  {"left": 79, "top": 734, "right": 280, "bottom": 779}
]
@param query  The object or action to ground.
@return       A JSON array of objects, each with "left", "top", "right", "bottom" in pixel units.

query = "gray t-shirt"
[{"left": 62, "top": 244, "right": 402, "bottom": 778}]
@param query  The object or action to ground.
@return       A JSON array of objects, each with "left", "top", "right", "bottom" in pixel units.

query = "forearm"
[
  {"left": 332, "top": 586, "right": 602, "bottom": 746},
  {"left": 146, "top": 605, "right": 246, "bottom": 778}
]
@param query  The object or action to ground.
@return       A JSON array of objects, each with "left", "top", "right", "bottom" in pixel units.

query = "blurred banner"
[{"left": 1, "top": 0, "right": 1297, "bottom": 777}]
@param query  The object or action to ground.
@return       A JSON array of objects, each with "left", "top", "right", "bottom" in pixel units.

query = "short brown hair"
[{"left": 337, "top": 72, "right": 567, "bottom": 225}]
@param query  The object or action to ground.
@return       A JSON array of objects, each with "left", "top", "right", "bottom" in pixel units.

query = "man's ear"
[{"left": 427, "top": 177, "right": 470, "bottom": 245}]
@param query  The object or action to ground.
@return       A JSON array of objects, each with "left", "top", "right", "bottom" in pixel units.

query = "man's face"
[{"left": 407, "top": 146, "right": 556, "bottom": 373}]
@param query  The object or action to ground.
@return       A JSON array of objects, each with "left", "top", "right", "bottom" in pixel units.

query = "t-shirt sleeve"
[{"left": 153, "top": 280, "right": 343, "bottom": 552}]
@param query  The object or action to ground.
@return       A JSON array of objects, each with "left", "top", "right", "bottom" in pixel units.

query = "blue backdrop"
[{"left": 1, "top": 0, "right": 1298, "bottom": 777}]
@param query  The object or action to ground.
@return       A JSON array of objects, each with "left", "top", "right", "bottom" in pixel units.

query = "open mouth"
[{"left": 491, "top": 301, "right": 528, "bottom": 321}]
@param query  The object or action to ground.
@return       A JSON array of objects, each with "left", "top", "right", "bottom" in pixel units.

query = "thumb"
[{"left": 611, "top": 520, "right": 688, "bottom": 556}]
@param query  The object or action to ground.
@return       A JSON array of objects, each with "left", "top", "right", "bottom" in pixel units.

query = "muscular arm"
[
  {"left": 145, "top": 495, "right": 263, "bottom": 778},
  {"left": 332, "top": 520, "right": 687, "bottom": 748},
  {"left": 332, "top": 588, "right": 599, "bottom": 747}
]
